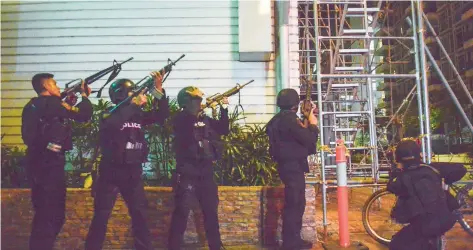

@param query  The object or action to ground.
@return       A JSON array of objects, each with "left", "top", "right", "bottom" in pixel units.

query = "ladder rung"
[
  {"left": 345, "top": 14, "right": 366, "bottom": 17},
  {"left": 347, "top": 147, "right": 372, "bottom": 150},
  {"left": 332, "top": 83, "right": 361, "bottom": 88},
  {"left": 343, "top": 28, "right": 374, "bottom": 34},
  {"left": 334, "top": 128, "right": 359, "bottom": 132},
  {"left": 329, "top": 141, "right": 354, "bottom": 145},
  {"left": 339, "top": 48, "right": 369, "bottom": 54},
  {"left": 347, "top": 7, "right": 380, "bottom": 14},
  {"left": 335, "top": 66, "right": 364, "bottom": 71},
  {"left": 324, "top": 165, "right": 337, "bottom": 169},
  {"left": 335, "top": 113, "right": 363, "bottom": 118}
]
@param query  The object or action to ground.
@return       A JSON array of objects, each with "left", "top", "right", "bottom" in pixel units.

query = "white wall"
[{"left": 1, "top": 0, "right": 300, "bottom": 146}]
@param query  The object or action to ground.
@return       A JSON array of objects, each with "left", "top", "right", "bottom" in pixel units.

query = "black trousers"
[
  {"left": 390, "top": 222, "right": 438, "bottom": 250},
  {"left": 278, "top": 168, "right": 306, "bottom": 248},
  {"left": 85, "top": 165, "right": 152, "bottom": 250},
  {"left": 390, "top": 214, "right": 456, "bottom": 250},
  {"left": 27, "top": 152, "right": 66, "bottom": 250},
  {"left": 168, "top": 173, "right": 221, "bottom": 250}
]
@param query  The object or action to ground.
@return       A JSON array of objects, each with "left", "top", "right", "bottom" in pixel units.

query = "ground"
[{"left": 149, "top": 186, "right": 473, "bottom": 250}]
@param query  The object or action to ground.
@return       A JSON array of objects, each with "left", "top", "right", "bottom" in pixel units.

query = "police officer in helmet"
[
  {"left": 266, "top": 88, "right": 319, "bottom": 250},
  {"left": 388, "top": 139, "right": 466, "bottom": 250},
  {"left": 85, "top": 71, "right": 170, "bottom": 250},
  {"left": 21, "top": 73, "right": 93, "bottom": 250},
  {"left": 168, "top": 86, "right": 229, "bottom": 250}
]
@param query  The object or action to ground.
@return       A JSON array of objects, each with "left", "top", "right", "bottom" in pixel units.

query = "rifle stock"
[{"left": 60, "top": 57, "right": 134, "bottom": 99}]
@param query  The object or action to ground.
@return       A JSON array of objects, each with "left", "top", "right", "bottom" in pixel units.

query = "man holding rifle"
[
  {"left": 85, "top": 71, "right": 169, "bottom": 250},
  {"left": 266, "top": 89, "right": 319, "bottom": 250},
  {"left": 21, "top": 73, "right": 93, "bottom": 250},
  {"left": 168, "top": 86, "right": 230, "bottom": 250}
]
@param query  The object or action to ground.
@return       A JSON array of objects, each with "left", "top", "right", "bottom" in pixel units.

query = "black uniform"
[
  {"left": 85, "top": 92, "right": 170, "bottom": 250},
  {"left": 21, "top": 95, "right": 93, "bottom": 250},
  {"left": 388, "top": 162, "right": 466, "bottom": 250},
  {"left": 168, "top": 108, "right": 229, "bottom": 250},
  {"left": 266, "top": 110, "right": 318, "bottom": 249}
]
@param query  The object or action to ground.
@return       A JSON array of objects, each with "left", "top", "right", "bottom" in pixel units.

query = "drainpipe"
[{"left": 276, "top": 0, "right": 290, "bottom": 113}]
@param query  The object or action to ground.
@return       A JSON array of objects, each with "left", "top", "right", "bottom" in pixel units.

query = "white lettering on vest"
[{"left": 120, "top": 122, "right": 142, "bottom": 131}]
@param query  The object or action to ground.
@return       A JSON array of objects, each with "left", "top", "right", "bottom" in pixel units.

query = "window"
[
  {"left": 455, "top": 27, "right": 464, "bottom": 49},
  {"left": 457, "top": 53, "right": 467, "bottom": 73},
  {"left": 441, "top": 34, "right": 453, "bottom": 53}
]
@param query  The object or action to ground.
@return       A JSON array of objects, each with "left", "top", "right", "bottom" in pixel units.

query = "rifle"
[
  {"left": 108, "top": 54, "right": 185, "bottom": 113},
  {"left": 60, "top": 57, "right": 134, "bottom": 99},
  {"left": 199, "top": 80, "right": 254, "bottom": 118},
  {"left": 201, "top": 80, "right": 254, "bottom": 110},
  {"left": 299, "top": 78, "right": 317, "bottom": 128}
]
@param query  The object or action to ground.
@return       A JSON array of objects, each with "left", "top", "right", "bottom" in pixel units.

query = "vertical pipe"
[
  {"left": 363, "top": 0, "right": 379, "bottom": 182},
  {"left": 313, "top": 0, "right": 328, "bottom": 238},
  {"left": 277, "top": 1, "right": 290, "bottom": 88},
  {"left": 416, "top": 1, "right": 432, "bottom": 163},
  {"left": 408, "top": 1, "right": 426, "bottom": 161}
]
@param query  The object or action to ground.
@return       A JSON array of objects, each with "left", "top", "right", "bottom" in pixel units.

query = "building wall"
[
  {"left": 1, "top": 0, "right": 300, "bottom": 147},
  {"left": 1, "top": 187, "right": 317, "bottom": 249}
]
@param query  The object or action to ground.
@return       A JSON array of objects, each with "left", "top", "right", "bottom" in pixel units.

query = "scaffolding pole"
[{"left": 415, "top": 1, "right": 432, "bottom": 162}]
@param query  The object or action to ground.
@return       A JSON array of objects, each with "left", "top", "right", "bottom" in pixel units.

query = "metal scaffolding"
[
  {"left": 297, "top": 0, "right": 434, "bottom": 236},
  {"left": 297, "top": 0, "right": 473, "bottom": 238}
]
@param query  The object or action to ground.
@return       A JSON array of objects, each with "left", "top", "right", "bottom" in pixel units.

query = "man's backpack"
[{"left": 424, "top": 164, "right": 461, "bottom": 211}]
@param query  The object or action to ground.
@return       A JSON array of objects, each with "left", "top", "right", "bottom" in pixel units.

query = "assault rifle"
[
  {"left": 201, "top": 80, "right": 254, "bottom": 110},
  {"left": 199, "top": 80, "right": 254, "bottom": 118},
  {"left": 299, "top": 78, "right": 318, "bottom": 128},
  {"left": 109, "top": 54, "right": 185, "bottom": 113},
  {"left": 60, "top": 57, "right": 134, "bottom": 99}
]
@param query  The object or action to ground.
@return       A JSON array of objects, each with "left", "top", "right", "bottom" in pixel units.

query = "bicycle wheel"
[
  {"left": 456, "top": 184, "right": 473, "bottom": 236},
  {"left": 362, "top": 189, "right": 404, "bottom": 245}
]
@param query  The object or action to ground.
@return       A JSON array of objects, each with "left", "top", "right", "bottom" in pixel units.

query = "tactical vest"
[
  {"left": 193, "top": 116, "right": 223, "bottom": 161},
  {"left": 22, "top": 98, "right": 70, "bottom": 152},
  {"left": 266, "top": 113, "right": 282, "bottom": 161},
  {"left": 100, "top": 111, "right": 149, "bottom": 165}
]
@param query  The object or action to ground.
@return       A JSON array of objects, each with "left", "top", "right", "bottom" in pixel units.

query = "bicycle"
[{"left": 361, "top": 171, "right": 473, "bottom": 245}]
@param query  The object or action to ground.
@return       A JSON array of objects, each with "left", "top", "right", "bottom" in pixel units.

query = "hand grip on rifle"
[
  {"left": 201, "top": 80, "right": 254, "bottom": 110},
  {"left": 109, "top": 54, "right": 186, "bottom": 113},
  {"left": 60, "top": 57, "right": 134, "bottom": 99}
]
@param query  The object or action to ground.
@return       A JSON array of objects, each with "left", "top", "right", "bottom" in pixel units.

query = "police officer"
[
  {"left": 85, "top": 71, "right": 169, "bottom": 250},
  {"left": 266, "top": 88, "right": 318, "bottom": 250},
  {"left": 168, "top": 86, "right": 229, "bottom": 250},
  {"left": 388, "top": 139, "right": 467, "bottom": 250},
  {"left": 21, "top": 73, "right": 93, "bottom": 250}
]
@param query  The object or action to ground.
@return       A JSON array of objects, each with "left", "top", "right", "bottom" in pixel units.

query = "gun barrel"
[{"left": 239, "top": 79, "right": 254, "bottom": 88}]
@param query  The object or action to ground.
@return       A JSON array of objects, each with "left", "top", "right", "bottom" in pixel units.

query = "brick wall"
[{"left": 1, "top": 186, "right": 317, "bottom": 249}]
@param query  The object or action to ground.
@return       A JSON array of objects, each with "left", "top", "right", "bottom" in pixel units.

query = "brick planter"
[{"left": 1, "top": 186, "right": 317, "bottom": 249}]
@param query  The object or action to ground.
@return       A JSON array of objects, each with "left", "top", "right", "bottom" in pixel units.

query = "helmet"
[
  {"left": 109, "top": 79, "right": 135, "bottom": 104},
  {"left": 277, "top": 88, "right": 300, "bottom": 109},
  {"left": 394, "top": 138, "right": 421, "bottom": 164},
  {"left": 177, "top": 86, "right": 204, "bottom": 109}
]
